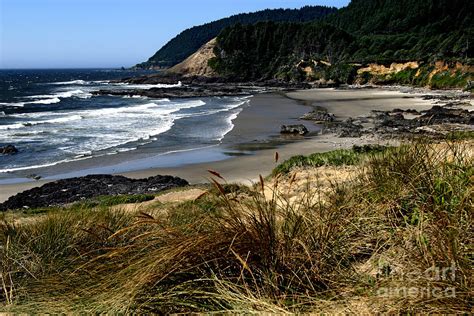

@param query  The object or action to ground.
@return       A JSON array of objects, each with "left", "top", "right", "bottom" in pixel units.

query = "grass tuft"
[{"left": 272, "top": 144, "right": 388, "bottom": 175}]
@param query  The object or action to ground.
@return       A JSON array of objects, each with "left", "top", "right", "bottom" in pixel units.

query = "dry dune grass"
[{"left": 0, "top": 139, "right": 472, "bottom": 313}]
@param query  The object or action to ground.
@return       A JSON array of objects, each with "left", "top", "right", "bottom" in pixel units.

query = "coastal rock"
[
  {"left": 374, "top": 112, "right": 414, "bottom": 128},
  {"left": 417, "top": 106, "right": 473, "bottom": 125},
  {"left": 337, "top": 118, "right": 364, "bottom": 137},
  {"left": 1, "top": 145, "right": 18, "bottom": 155},
  {"left": 92, "top": 86, "right": 251, "bottom": 99},
  {"left": 370, "top": 105, "right": 473, "bottom": 136},
  {"left": 300, "top": 110, "right": 335, "bottom": 122},
  {"left": 280, "top": 124, "right": 309, "bottom": 135},
  {"left": 0, "top": 174, "right": 189, "bottom": 211},
  {"left": 26, "top": 174, "right": 42, "bottom": 181},
  {"left": 391, "top": 108, "right": 420, "bottom": 114}
]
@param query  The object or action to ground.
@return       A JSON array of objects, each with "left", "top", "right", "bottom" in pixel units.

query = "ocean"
[{"left": 0, "top": 69, "right": 250, "bottom": 177}]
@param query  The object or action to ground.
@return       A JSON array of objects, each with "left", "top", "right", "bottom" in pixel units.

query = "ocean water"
[{"left": 0, "top": 69, "right": 250, "bottom": 175}]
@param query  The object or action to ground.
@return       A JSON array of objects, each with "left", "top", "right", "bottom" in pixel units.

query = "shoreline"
[
  {"left": 0, "top": 92, "right": 317, "bottom": 202},
  {"left": 0, "top": 87, "right": 457, "bottom": 203}
]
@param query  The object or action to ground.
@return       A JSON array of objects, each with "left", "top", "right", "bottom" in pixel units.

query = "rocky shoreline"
[
  {"left": 93, "top": 73, "right": 312, "bottom": 99},
  {"left": 2, "top": 82, "right": 472, "bottom": 211},
  {"left": 301, "top": 98, "right": 473, "bottom": 139},
  {"left": 0, "top": 174, "right": 189, "bottom": 211}
]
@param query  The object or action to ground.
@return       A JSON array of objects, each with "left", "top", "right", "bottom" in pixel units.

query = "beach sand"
[
  {"left": 287, "top": 88, "right": 435, "bottom": 119},
  {"left": 0, "top": 88, "right": 437, "bottom": 203}
]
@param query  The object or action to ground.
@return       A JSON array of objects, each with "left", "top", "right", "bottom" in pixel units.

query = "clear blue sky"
[{"left": 0, "top": 0, "right": 350, "bottom": 69}]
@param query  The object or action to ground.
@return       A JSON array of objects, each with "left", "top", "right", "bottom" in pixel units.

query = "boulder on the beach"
[
  {"left": 1, "top": 144, "right": 18, "bottom": 155},
  {"left": 280, "top": 124, "right": 309, "bottom": 135},
  {"left": 338, "top": 118, "right": 364, "bottom": 137},
  {"left": 0, "top": 174, "right": 189, "bottom": 211},
  {"left": 300, "top": 110, "right": 335, "bottom": 122},
  {"left": 374, "top": 112, "right": 412, "bottom": 128},
  {"left": 417, "top": 106, "right": 473, "bottom": 125}
]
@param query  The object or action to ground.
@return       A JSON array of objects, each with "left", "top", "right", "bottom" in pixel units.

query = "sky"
[{"left": 0, "top": 0, "right": 350, "bottom": 69}]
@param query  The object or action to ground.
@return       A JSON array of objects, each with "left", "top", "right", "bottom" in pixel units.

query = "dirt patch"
[
  {"left": 168, "top": 38, "right": 217, "bottom": 77},
  {"left": 357, "top": 62, "right": 419, "bottom": 75},
  {"left": 156, "top": 188, "right": 207, "bottom": 203}
]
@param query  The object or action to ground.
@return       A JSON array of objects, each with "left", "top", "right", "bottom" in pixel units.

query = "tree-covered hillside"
[
  {"left": 135, "top": 6, "right": 337, "bottom": 69},
  {"left": 210, "top": 0, "right": 473, "bottom": 81},
  {"left": 330, "top": 0, "right": 473, "bottom": 62},
  {"left": 209, "top": 22, "right": 355, "bottom": 80}
]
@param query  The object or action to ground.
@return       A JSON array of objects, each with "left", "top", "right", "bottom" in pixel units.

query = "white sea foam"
[
  {"left": 0, "top": 97, "right": 61, "bottom": 107},
  {"left": 0, "top": 123, "right": 25, "bottom": 130},
  {"left": 0, "top": 115, "right": 83, "bottom": 130},
  {"left": 37, "top": 115, "right": 83, "bottom": 124},
  {"left": 28, "top": 97, "right": 62, "bottom": 105},
  {"left": 1, "top": 96, "right": 250, "bottom": 173},
  {"left": 0, "top": 102, "right": 25, "bottom": 107},
  {"left": 24, "top": 89, "right": 92, "bottom": 100},
  {"left": 0, "top": 157, "right": 91, "bottom": 173},
  {"left": 1, "top": 89, "right": 92, "bottom": 109},
  {"left": 115, "top": 81, "right": 183, "bottom": 90},
  {"left": 217, "top": 108, "right": 243, "bottom": 141},
  {"left": 51, "top": 80, "right": 89, "bottom": 85}
]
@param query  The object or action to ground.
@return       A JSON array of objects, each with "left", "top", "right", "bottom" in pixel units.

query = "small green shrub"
[
  {"left": 430, "top": 70, "right": 469, "bottom": 89},
  {"left": 74, "top": 194, "right": 155, "bottom": 209},
  {"left": 273, "top": 145, "right": 388, "bottom": 175}
]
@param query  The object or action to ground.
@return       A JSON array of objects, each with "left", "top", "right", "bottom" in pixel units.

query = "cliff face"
[
  {"left": 355, "top": 61, "right": 473, "bottom": 89},
  {"left": 167, "top": 39, "right": 217, "bottom": 77},
  {"left": 357, "top": 62, "right": 420, "bottom": 76}
]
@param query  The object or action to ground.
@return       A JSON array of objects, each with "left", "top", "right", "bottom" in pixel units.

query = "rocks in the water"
[
  {"left": 93, "top": 86, "right": 252, "bottom": 99},
  {"left": 26, "top": 174, "right": 42, "bottom": 181},
  {"left": 0, "top": 174, "right": 189, "bottom": 211},
  {"left": 94, "top": 75, "right": 311, "bottom": 100},
  {"left": 300, "top": 110, "right": 335, "bottom": 122},
  {"left": 280, "top": 124, "right": 309, "bottom": 135},
  {"left": 117, "top": 73, "right": 311, "bottom": 90},
  {"left": 1, "top": 144, "right": 18, "bottom": 155}
]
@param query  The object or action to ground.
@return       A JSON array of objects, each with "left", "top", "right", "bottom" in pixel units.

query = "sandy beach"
[{"left": 0, "top": 87, "right": 438, "bottom": 202}]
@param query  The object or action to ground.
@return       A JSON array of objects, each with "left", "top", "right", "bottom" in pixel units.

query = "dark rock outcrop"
[
  {"left": 300, "top": 110, "right": 335, "bottom": 122},
  {"left": 373, "top": 112, "right": 414, "bottom": 129},
  {"left": 391, "top": 108, "right": 420, "bottom": 115},
  {"left": 418, "top": 106, "right": 473, "bottom": 125},
  {"left": 337, "top": 118, "right": 364, "bottom": 137},
  {"left": 103, "top": 73, "right": 311, "bottom": 100},
  {"left": 0, "top": 174, "right": 189, "bottom": 211},
  {"left": 93, "top": 86, "right": 251, "bottom": 99},
  {"left": 1, "top": 145, "right": 18, "bottom": 155},
  {"left": 280, "top": 124, "right": 309, "bottom": 135}
]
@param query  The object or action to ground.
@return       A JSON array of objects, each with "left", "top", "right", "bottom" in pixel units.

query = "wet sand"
[{"left": 0, "top": 88, "right": 438, "bottom": 203}]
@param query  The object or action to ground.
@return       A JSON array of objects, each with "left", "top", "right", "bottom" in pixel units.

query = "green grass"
[
  {"left": 357, "top": 65, "right": 472, "bottom": 89},
  {"left": 20, "top": 194, "right": 156, "bottom": 215},
  {"left": 272, "top": 145, "right": 388, "bottom": 175},
  {"left": 430, "top": 70, "right": 469, "bottom": 89},
  {"left": 76, "top": 194, "right": 155, "bottom": 208},
  {"left": 445, "top": 130, "right": 474, "bottom": 141}
]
